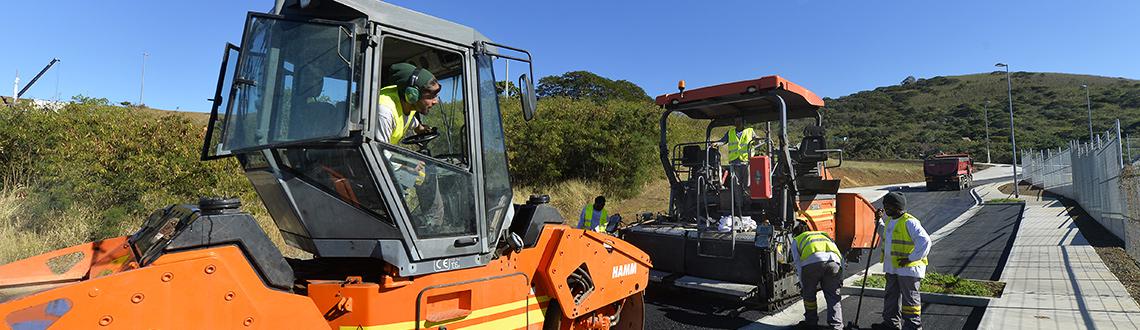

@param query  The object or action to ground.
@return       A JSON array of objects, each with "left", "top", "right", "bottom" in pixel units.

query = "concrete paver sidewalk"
[{"left": 979, "top": 187, "right": 1140, "bottom": 329}]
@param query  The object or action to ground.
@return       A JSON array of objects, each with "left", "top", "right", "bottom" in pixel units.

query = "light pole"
[
  {"left": 1082, "top": 84, "right": 1092, "bottom": 141},
  {"left": 983, "top": 100, "right": 992, "bottom": 163},
  {"left": 139, "top": 51, "right": 148, "bottom": 107},
  {"left": 995, "top": 63, "right": 1019, "bottom": 197}
]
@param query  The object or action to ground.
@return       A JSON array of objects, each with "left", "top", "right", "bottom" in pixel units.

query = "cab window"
[
  {"left": 378, "top": 37, "right": 468, "bottom": 166},
  {"left": 378, "top": 37, "right": 476, "bottom": 239}
]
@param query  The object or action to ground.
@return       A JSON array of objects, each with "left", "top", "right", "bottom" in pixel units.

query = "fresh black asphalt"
[{"left": 642, "top": 178, "right": 1020, "bottom": 330}]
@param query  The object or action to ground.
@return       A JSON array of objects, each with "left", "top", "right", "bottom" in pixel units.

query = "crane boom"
[{"left": 17, "top": 58, "right": 60, "bottom": 98}]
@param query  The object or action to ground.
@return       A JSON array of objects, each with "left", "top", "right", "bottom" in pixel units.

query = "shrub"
[{"left": 502, "top": 97, "right": 661, "bottom": 198}]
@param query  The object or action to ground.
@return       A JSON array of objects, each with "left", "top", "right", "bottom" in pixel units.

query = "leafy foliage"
[
  {"left": 536, "top": 71, "right": 650, "bottom": 103},
  {"left": 0, "top": 102, "right": 257, "bottom": 239},
  {"left": 501, "top": 96, "right": 660, "bottom": 198}
]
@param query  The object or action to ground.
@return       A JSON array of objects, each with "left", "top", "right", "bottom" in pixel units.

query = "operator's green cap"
[{"left": 389, "top": 63, "right": 436, "bottom": 89}]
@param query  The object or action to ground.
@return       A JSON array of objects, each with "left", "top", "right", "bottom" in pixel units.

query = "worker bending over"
[
  {"left": 790, "top": 223, "right": 844, "bottom": 330},
  {"left": 873, "top": 192, "right": 931, "bottom": 330}
]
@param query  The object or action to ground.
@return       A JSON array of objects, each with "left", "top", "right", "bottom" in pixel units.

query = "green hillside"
[{"left": 823, "top": 72, "right": 1140, "bottom": 162}]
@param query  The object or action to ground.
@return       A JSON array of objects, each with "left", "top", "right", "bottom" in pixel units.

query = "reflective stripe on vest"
[
  {"left": 584, "top": 204, "right": 608, "bottom": 232},
  {"left": 794, "top": 231, "right": 842, "bottom": 262},
  {"left": 884, "top": 213, "right": 928, "bottom": 268},
  {"left": 378, "top": 85, "right": 417, "bottom": 143},
  {"left": 728, "top": 127, "right": 755, "bottom": 162}
]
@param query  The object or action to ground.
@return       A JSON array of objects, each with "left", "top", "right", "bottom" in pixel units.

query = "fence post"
[
  {"left": 1128, "top": 134, "right": 1133, "bottom": 164},
  {"left": 1117, "top": 119, "right": 1125, "bottom": 169}
]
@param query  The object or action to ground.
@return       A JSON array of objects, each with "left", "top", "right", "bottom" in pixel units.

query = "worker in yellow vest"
[
  {"left": 377, "top": 63, "right": 441, "bottom": 144},
  {"left": 719, "top": 119, "right": 755, "bottom": 216},
  {"left": 726, "top": 122, "right": 755, "bottom": 163},
  {"left": 577, "top": 196, "right": 608, "bottom": 232},
  {"left": 378, "top": 63, "right": 444, "bottom": 224},
  {"left": 790, "top": 223, "right": 844, "bottom": 330},
  {"left": 872, "top": 192, "right": 930, "bottom": 330}
]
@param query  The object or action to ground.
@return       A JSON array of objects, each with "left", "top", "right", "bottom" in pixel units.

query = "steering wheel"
[{"left": 400, "top": 129, "right": 439, "bottom": 146}]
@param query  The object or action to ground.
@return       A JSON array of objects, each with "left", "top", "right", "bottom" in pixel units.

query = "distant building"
[{"left": 1, "top": 96, "right": 70, "bottom": 112}]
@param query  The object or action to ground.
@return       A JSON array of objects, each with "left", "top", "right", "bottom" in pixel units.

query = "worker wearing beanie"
[
  {"left": 872, "top": 192, "right": 930, "bottom": 330},
  {"left": 377, "top": 63, "right": 441, "bottom": 144}
]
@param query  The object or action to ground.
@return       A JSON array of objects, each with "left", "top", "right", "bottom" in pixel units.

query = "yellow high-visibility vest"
[
  {"left": 727, "top": 127, "right": 755, "bottom": 162},
  {"left": 794, "top": 231, "right": 842, "bottom": 262},
  {"left": 582, "top": 204, "right": 609, "bottom": 232},
  {"left": 883, "top": 213, "right": 929, "bottom": 268},
  {"left": 378, "top": 85, "right": 417, "bottom": 143}
]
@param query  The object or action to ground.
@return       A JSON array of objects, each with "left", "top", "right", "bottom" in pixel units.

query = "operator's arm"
[
  {"left": 907, "top": 220, "right": 931, "bottom": 262},
  {"left": 789, "top": 237, "right": 802, "bottom": 278},
  {"left": 376, "top": 104, "right": 395, "bottom": 143},
  {"left": 577, "top": 207, "right": 588, "bottom": 230},
  {"left": 411, "top": 116, "right": 432, "bottom": 134}
]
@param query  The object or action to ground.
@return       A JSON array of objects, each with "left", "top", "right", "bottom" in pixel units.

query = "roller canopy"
[{"left": 654, "top": 75, "right": 825, "bottom": 125}]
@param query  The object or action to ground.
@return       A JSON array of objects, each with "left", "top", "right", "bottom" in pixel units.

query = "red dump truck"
[{"left": 924, "top": 153, "right": 974, "bottom": 191}]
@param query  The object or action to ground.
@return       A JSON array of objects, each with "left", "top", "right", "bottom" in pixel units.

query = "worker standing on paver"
[
  {"left": 725, "top": 119, "right": 756, "bottom": 163},
  {"left": 789, "top": 222, "right": 844, "bottom": 330},
  {"left": 577, "top": 196, "right": 608, "bottom": 232},
  {"left": 718, "top": 119, "right": 755, "bottom": 217},
  {"left": 873, "top": 192, "right": 931, "bottom": 330}
]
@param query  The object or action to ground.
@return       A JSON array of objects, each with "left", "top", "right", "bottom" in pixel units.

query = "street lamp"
[
  {"left": 1082, "top": 84, "right": 1092, "bottom": 140},
  {"left": 983, "top": 100, "right": 992, "bottom": 163},
  {"left": 995, "top": 62, "right": 1019, "bottom": 198}
]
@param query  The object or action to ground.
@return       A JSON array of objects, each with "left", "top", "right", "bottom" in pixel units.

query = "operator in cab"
[
  {"left": 377, "top": 63, "right": 441, "bottom": 144},
  {"left": 378, "top": 63, "right": 445, "bottom": 225}
]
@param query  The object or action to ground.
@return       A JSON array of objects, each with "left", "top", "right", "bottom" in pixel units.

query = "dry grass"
[
  {"left": 514, "top": 178, "right": 673, "bottom": 227},
  {"left": 0, "top": 185, "right": 107, "bottom": 264},
  {"left": 831, "top": 160, "right": 924, "bottom": 188},
  {"left": 0, "top": 183, "right": 309, "bottom": 264},
  {"left": 514, "top": 180, "right": 604, "bottom": 226}
]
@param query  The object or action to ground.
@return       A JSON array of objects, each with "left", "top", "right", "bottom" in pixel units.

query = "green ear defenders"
[{"left": 402, "top": 67, "right": 423, "bottom": 103}]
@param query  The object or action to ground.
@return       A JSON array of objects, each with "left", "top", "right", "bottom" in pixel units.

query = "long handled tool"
[{"left": 846, "top": 216, "right": 882, "bottom": 330}]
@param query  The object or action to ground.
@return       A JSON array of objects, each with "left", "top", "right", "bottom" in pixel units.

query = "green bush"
[
  {"left": 0, "top": 102, "right": 258, "bottom": 238},
  {"left": 502, "top": 96, "right": 661, "bottom": 198}
]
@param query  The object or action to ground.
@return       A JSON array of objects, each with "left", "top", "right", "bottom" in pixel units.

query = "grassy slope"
[{"left": 825, "top": 72, "right": 1140, "bottom": 163}]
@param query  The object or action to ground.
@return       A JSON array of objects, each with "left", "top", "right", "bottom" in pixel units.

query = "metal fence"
[
  {"left": 1021, "top": 120, "right": 1136, "bottom": 256},
  {"left": 1127, "top": 136, "right": 1140, "bottom": 165}
]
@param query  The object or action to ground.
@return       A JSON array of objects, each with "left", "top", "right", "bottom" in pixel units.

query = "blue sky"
[{"left": 3, "top": 1, "right": 1138, "bottom": 112}]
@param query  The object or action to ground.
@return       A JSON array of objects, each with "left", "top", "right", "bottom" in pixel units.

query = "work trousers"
[
  {"left": 801, "top": 260, "right": 843, "bottom": 330},
  {"left": 883, "top": 274, "right": 922, "bottom": 330},
  {"left": 728, "top": 160, "right": 748, "bottom": 215}
]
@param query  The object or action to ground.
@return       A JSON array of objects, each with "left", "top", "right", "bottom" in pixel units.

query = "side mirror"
[{"left": 519, "top": 74, "right": 537, "bottom": 121}]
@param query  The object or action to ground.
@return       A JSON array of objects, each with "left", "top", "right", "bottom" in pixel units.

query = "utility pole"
[
  {"left": 140, "top": 51, "right": 148, "bottom": 106},
  {"left": 11, "top": 70, "right": 17, "bottom": 103},
  {"left": 983, "top": 100, "right": 992, "bottom": 163},
  {"left": 995, "top": 62, "right": 1019, "bottom": 198}
]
